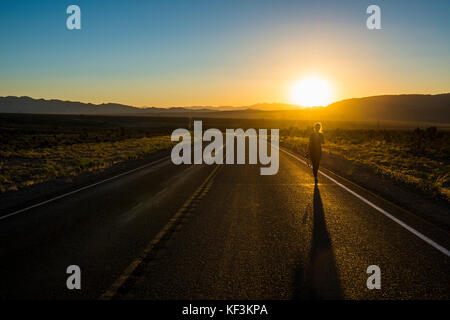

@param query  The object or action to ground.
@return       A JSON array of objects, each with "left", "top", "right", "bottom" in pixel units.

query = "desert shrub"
[
  {"left": 280, "top": 127, "right": 450, "bottom": 201},
  {"left": 0, "top": 135, "right": 174, "bottom": 193}
]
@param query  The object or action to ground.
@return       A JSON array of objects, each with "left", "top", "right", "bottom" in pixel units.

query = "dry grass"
[
  {"left": 280, "top": 128, "right": 450, "bottom": 201},
  {"left": 0, "top": 136, "right": 173, "bottom": 193}
]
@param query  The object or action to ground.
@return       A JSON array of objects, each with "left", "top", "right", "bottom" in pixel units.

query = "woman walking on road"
[{"left": 308, "top": 122, "right": 324, "bottom": 184}]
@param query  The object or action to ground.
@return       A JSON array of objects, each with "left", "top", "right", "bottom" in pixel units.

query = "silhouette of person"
[{"left": 308, "top": 122, "right": 324, "bottom": 184}]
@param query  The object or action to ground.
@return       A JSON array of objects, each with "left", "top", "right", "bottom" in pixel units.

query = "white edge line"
[
  {"left": 0, "top": 156, "right": 171, "bottom": 221},
  {"left": 279, "top": 147, "right": 450, "bottom": 258}
]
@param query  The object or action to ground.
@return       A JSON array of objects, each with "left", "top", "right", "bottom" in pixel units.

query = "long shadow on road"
[{"left": 293, "top": 184, "right": 343, "bottom": 299}]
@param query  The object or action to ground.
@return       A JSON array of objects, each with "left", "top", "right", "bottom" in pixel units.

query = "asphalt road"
[{"left": 0, "top": 150, "right": 449, "bottom": 299}]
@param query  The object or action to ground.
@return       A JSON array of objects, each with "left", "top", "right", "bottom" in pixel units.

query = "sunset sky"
[{"left": 0, "top": 0, "right": 449, "bottom": 107}]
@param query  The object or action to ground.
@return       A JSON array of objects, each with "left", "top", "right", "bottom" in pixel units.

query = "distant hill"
[
  {"left": 325, "top": 94, "right": 450, "bottom": 123},
  {"left": 0, "top": 97, "right": 302, "bottom": 114},
  {"left": 0, "top": 94, "right": 449, "bottom": 123},
  {"left": 0, "top": 96, "right": 145, "bottom": 114}
]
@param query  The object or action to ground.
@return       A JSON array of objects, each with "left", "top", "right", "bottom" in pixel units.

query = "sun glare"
[{"left": 290, "top": 77, "right": 334, "bottom": 107}]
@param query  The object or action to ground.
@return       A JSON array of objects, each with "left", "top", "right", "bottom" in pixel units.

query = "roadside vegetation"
[
  {"left": 1, "top": 113, "right": 448, "bottom": 204},
  {"left": 0, "top": 135, "right": 173, "bottom": 193},
  {"left": 0, "top": 114, "right": 182, "bottom": 193},
  {"left": 280, "top": 126, "right": 450, "bottom": 202}
]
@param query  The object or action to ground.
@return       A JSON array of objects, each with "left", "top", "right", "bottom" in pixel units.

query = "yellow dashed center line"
[{"left": 99, "top": 164, "right": 222, "bottom": 300}]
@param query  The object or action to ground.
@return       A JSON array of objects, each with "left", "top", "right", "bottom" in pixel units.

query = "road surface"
[{"left": 0, "top": 149, "right": 449, "bottom": 299}]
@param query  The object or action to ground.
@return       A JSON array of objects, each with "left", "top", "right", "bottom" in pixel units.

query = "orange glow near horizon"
[{"left": 289, "top": 77, "right": 334, "bottom": 107}]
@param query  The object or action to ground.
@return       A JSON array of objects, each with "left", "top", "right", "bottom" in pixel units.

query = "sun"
[{"left": 290, "top": 77, "right": 334, "bottom": 107}]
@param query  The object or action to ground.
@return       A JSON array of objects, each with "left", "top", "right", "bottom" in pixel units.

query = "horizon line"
[{"left": 1, "top": 92, "right": 450, "bottom": 110}]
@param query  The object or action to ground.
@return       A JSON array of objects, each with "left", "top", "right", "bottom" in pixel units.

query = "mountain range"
[{"left": 0, "top": 94, "right": 449, "bottom": 123}]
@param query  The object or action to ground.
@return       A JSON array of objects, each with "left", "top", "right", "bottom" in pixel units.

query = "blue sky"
[{"left": 0, "top": 0, "right": 449, "bottom": 107}]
